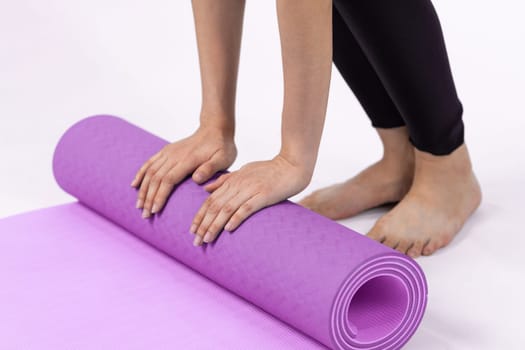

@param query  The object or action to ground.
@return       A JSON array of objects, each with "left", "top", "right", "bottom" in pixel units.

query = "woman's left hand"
[{"left": 190, "top": 153, "right": 312, "bottom": 246}]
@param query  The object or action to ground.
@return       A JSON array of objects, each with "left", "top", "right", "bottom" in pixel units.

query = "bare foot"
[
  {"left": 299, "top": 127, "right": 414, "bottom": 220},
  {"left": 299, "top": 159, "right": 413, "bottom": 219},
  {"left": 367, "top": 144, "right": 482, "bottom": 258}
]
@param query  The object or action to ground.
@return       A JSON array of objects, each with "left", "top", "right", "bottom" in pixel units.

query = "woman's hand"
[
  {"left": 189, "top": 153, "right": 312, "bottom": 246},
  {"left": 131, "top": 124, "right": 237, "bottom": 218}
]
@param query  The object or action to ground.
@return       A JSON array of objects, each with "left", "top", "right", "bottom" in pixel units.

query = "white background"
[{"left": 1, "top": 1, "right": 524, "bottom": 349}]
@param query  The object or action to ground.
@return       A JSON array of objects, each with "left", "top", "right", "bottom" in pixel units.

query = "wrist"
[
  {"left": 279, "top": 143, "right": 317, "bottom": 167},
  {"left": 275, "top": 150, "right": 315, "bottom": 185},
  {"left": 199, "top": 110, "right": 235, "bottom": 139}
]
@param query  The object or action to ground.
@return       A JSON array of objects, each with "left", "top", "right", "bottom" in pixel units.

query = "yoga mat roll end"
[{"left": 330, "top": 253, "right": 427, "bottom": 349}]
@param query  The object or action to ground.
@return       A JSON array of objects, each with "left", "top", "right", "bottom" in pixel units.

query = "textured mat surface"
[
  {"left": 5, "top": 115, "right": 427, "bottom": 349},
  {"left": 0, "top": 203, "right": 325, "bottom": 349}
]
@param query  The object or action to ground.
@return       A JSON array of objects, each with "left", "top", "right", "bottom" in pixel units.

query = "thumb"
[{"left": 192, "top": 153, "right": 228, "bottom": 184}]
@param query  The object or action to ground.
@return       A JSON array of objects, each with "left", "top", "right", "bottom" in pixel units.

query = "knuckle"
[
  {"left": 151, "top": 174, "right": 161, "bottom": 184},
  {"left": 222, "top": 203, "right": 235, "bottom": 214},
  {"left": 203, "top": 197, "right": 213, "bottom": 209},
  {"left": 199, "top": 164, "right": 211, "bottom": 174},
  {"left": 240, "top": 202, "right": 253, "bottom": 213},
  {"left": 140, "top": 185, "right": 151, "bottom": 195},
  {"left": 206, "top": 195, "right": 216, "bottom": 206},
  {"left": 197, "top": 225, "right": 207, "bottom": 235},
  {"left": 208, "top": 203, "right": 220, "bottom": 214},
  {"left": 193, "top": 212, "right": 203, "bottom": 223},
  {"left": 164, "top": 173, "right": 176, "bottom": 184},
  {"left": 229, "top": 213, "right": 241, "bottom": 225},
  {"left": 192, "top": 218, "right": 202, "bottom": 227},
  {"left": 208, "top": 224, "right": 220, "bottom": 234},
  {"left": 145, "top": 188, "right": 155, "bottom": 199},
  {"left": 145, "top": 168, "right": 156, "bottom": 177}
]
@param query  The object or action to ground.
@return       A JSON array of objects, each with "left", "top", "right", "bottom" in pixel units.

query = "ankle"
[
  {"left": 380, "top": 148, "right": 414, "bottom": 175},
  {"left": 414, "top": 143, "right": 473, "bottom": 178},
  {"left": 375, "top": 127, "right": 415, "bottom": 174}
]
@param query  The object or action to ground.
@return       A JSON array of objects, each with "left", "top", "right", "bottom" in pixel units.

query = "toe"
[
  {"left": 407, "top": 240, "right": 425, "bottom": 258},
  {"left": 367, "top": 227, "right": 385, "bottom": 242},
  {"left": 422, "top": 239, "right": 438, "bottom": 256},
  {"left": 438, "top": 231, "right": 455, "bottom": 249},
  {"left": 394, "top": 239, "right": 412, "bottom": 255},
  {"left": 367, "top": 218, "right": 389, "bottom": 242},
  {"left": 382, "top": 235, "right": 399, "bottom": 249}
]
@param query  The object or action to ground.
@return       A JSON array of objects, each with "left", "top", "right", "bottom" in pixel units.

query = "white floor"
[{"left": 1, "top": 1, "right": 524, "bottom": 349}]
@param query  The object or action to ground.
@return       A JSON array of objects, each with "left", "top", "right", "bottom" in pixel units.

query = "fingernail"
[
  {"left": 224, "top": 223, "right": 233, "bottom": 231},
  {"left": 193, "top": 235, "right": 203, "bottom": 246},
  {"left": 194, "top": 172, "right": 203, "bottom": 182},
  {"left": 142, "top": 209, "right": 150, "bottom": 219},
  {"left": 136, "top": 199, "right": 143, "bottom": 209},
  {"left": 189, "top": 224, "right": 197, "bottom": 234},
  {"left": 203, "top": 232, "right": 213, "bottom": 243},
  {"left": 151, "top": 204, "right": 158, "bottom": 214},
  {"left": 130, "top": 180, "right": 135, "bottom": 187}
]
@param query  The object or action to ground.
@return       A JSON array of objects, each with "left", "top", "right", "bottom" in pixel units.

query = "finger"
[
  {"left": 131, "top": 152, "right": 162, "bottom": 187},
  {"left": 223, "top": 193, "right": 265, "bottom": 232},
  {"left": 137, "top": 156, "right": 167, "bottom": 212},
  {"left": 192, "top": 152, "right": 227, "bottom": 184},
  {"left": 203, "top": 173, "right": 231, "bottom": 192},
  {"left": 195, "top": 187, "right": 239, "bottom": 245},
  {"left": 193, "top": 181, "right": 233, "bottom": 238},
  {"left": 151, "top": 180, "right": 174, "bottom": 215},
  {"left": 191, "top": 182, "right": 233, "bottom": 245},
  {"left": 143, "top": 161, "right": 174, "bottom": 215},
  {"left": 202, "top": 190, "right": 251, "bottom": 244},
  {"left": 152, "top": 160, "right": 195, "bottom": 214}
]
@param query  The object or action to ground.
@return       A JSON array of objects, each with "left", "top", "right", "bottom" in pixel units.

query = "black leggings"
[{"left": 332, "top": 0, "right": 464, "bottom": 155}]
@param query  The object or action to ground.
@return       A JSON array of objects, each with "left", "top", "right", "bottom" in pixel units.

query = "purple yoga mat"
[{"left": 50, "top": 115, "right": 427, "bottom": 349}]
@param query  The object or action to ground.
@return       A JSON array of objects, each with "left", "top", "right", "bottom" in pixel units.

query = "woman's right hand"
[{"left": 131, "top": 124, "right": 237, "bottom": 218}]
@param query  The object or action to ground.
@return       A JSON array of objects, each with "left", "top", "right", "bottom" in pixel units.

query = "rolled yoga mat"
[{"left": 49, "top": 115, "right": 427, "bottom": 350}]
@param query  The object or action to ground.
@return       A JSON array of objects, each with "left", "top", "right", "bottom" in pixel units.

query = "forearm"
[
  {"left": 276, "top": 0, "right": 332, "bottom": 177},
  {"left": 191, "top": 0, "right": 246, "bottom": 136}
]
